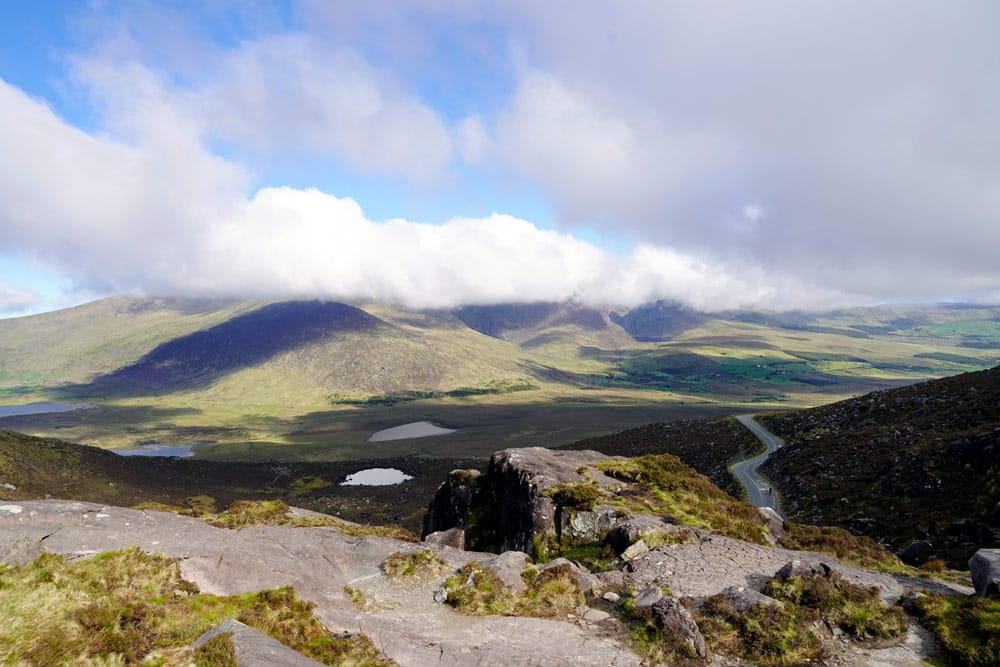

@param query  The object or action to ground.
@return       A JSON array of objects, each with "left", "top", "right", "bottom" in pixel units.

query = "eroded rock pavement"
[{"left": 0, "top": 500, "right": 972, "bottom": 665}]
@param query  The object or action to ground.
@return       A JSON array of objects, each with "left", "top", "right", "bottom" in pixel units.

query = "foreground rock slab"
[
  {"left": 192, "top": 619, "right": 324, "bottom": 667},
  {"left": 0, "top": 500, "right": 639, "bottom": 666}
]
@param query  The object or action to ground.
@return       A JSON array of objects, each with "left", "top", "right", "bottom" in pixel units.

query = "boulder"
[
  {"left": 423, "top": 526, "right": 471, "bottom": 550},
  {"left": 758, "top": 507, "right": 785, "bottom": 544},
  {"left": 604, "top": 516, "right": 670, "bottom": 555},
  {"left": 899, "top": 540, "right": 935, "bottom": 566},
  {"left": 633, "top": 585, "right": 663, "bottom": 608},
  {"left": 650, "top": 597, "right": 707, "bottom": 658},
  {"left": 480, "top": 551, "right": 533, "bottom": 593},
  {"left": 192, "top": 618, "right": 324, "bottom": 666},
  {"left": 722, "top": 585, "right": 783, "bottom": 613},
  {"left": 969, "top": 548, "right": 1000, "bottom": 597},
  {"left": 775, "top": 559, "right": 833, "bottom": 580},
  {"left": 620, "top": 539, "right": 649, "bottom": 561},
  {"left": 486, "top": 448, "right": 618, "bottom": 553}
]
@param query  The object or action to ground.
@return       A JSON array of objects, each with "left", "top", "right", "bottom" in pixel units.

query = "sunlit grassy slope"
[{"left": 0, "top": 297, "right": 997, "bottom": 458}]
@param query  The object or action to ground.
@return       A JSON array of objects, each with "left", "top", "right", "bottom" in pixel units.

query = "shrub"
[
  {"left": 444, "top": 561, "right": 584, "bottom": 619},
  {"left": 382, "top": 549, "right": 450, "bottom": 580},
  {"left": 543, "top": 481, "right": 602, "bottom": 511},
  {"left": 910, "top": 592, "right": 1000, "bottom": 666}
]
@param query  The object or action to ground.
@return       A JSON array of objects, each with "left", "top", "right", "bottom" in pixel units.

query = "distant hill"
[
  {"left": 0, "top": 428, "right": 460, "bottom": 531},
  {"left": 87, "top": 301, "right": 383, "bottom": 392},
  {"left": 2, "top": 296, "right": 999, "bottom": 456},
  {"left": 760, "top": 365, "right": 1000, "bottom": 566}
]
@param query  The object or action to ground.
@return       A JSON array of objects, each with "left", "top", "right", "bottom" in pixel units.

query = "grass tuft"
[
  {"left": 0, "top": 547, "right": 394, "bottom": 666},
  {"left": 382, "top": 549, "right": 450, "bottom": 580}
]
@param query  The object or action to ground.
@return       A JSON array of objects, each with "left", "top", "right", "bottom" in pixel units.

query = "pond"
[
  {"left": 340, "top": 468, "right": 414, "bottom": 486},
  {"left": 110, "top": 441, "right": 211, "bottom": 458},
  {"left": 367, "top": 421, "right": 457, "bottom": 442},
  {"left": 0, "top": 403, "right": 90, "bottom": 418}
]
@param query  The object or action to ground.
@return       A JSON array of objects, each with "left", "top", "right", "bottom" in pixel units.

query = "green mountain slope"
[
  {"left": 760, "top": 364, "right": 1000, "bottom": 566},
  {"left": 1, "top": 296, "right": 999, "bottom": 457}
]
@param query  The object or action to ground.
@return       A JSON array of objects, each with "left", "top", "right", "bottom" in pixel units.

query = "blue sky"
[{"left": 1, "top": 1, "right": 999, "bottom": 317}]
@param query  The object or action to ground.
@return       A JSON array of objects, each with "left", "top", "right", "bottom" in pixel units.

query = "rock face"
[
  {"left": 651, "top": 597, "right": 706, "bottom": 658},
  {"left": 423, "top": 447, "right": 625, "bottom": 553},
  {"left": 422, "top": 469, "right": 484, "bottom": 538},
  {"left": 969, "top": 548, "right": 1000, "bottom": 597}
]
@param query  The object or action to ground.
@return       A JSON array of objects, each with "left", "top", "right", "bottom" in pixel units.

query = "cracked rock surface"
[{"left": 0, "top": 500, "right": 639, "bottom": 666}]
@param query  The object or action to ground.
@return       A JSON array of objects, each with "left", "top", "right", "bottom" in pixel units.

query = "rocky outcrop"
[
  {"left": 651, "top": 597, "right": 706, "bottom": 658},
  {"left": 422, "top": 469, "right": 484, "bottom": 538},
  {"left": 423, "top": 447, "right": 627, "bottom": 553},
  {"left": 969, "top": 548, "right": 1000, "bottom": 597}
]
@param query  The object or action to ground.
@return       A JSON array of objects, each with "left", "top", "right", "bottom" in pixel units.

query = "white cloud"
[
  {"left": 3, "top": 2, "right": 1000, "bottom": 312},
  {"left": 0, "top": 75, "right": 844, "bottom": 312},
  {"left": 0, "top": 282, "right": 39, "bottom": 314},
  {"left": 490, "top": 1, "right": 1000, "bottom": 300}
]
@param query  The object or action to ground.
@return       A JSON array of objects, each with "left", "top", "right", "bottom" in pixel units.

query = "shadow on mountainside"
[{"left": 57, "top": 301, "right": 386, "bottom": 397}]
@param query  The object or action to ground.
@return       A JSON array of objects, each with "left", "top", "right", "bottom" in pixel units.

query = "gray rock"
[
  {"left": 192, "top": 618, "right": 324, "bottom": 666},
  {"left": 422, "top": 469, "right": 484, "bottom": 542},
  {"left": 620, "top": 539, "right": 648, "bottom": 561},
  {"left": 634, "top": 585, "right": 663, "bottom": 608},
  {"left": 969, "top": 548, "right": 1000, "bottom": 597},
  {"left": 485, "top": 448, "right": 620, "bottom": 553},
  {"left": 602, "top": 591, "right": 621, "bottom": 603},
  {"left": 604, "top": 516, "right": 671, "bottom": 555},
  {"left": 583, "top": 609, "right": 611, "bottom": 622},
  {"left": 481, "top": 550, "right": 533, "bottom": 593},
  {"left": 651, "top": 597, "right": 706, "bottom": 658},
  {"left": 899, "top": 540, "right": 935, "bottom": 566},
  {"left": 1, "top": 500, "right": 642, "bottom": 667},
  {"left": 423, "top": 526, "right": 470, "bottom": 550},
  {"left": 722, "top": 585, "right": 783, "bottom": 613},
  {"left": 758, "top": 506, "right": 785, "bottom": 544},
  {"left": 775, "top": 559, "right": 833, "bottom": 580},
  {"left": 0, "top": 533, "right": 43, "bottom": 565}
]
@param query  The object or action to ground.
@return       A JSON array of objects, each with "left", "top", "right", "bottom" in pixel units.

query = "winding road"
[{"left": 732, "top": 414, "right": 784, "bottom": 516}]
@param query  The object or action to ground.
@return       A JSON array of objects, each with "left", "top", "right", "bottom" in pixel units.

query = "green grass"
[
  {"left": 0, "top": 547, "right": 393, "bottom": 666},
  {"left": 779, "top": 521, "right": 907, "bottom": 573},
  {"left": 595, "top": 453, "right": 770, "bottom": 544},
  {"left": 697, "top": 571, "right": 906, "bottom": 666},
  {"left": 206, "top": 500, "right": 419, "bottom": 542},
  {"left": 910, "top": 592, "right": 1000, "bottom": 666},
  {"left": 382, "top": 549, "right": 450, "bottom": 580},
  {"left": 443, "top": 561, "right": 584, "bottom": 618}
]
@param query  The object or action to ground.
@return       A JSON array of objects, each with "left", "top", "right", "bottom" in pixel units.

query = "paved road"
[{"left": 732, "top": 414, "right": 783, "bottom": 516}]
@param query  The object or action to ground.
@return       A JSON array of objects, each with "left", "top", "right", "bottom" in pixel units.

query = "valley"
[
  {"left": 1, "top": 297, "right": 998, "bottom": 665},
  {"left": 1, "top": 296, "right": 998, "bottom": 463}
]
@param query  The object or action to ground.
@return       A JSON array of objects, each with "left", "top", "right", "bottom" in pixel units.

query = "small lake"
[
  {"left": 110, "top": 441, "right": 211, "bottom": 458},
  {"left": 340, "top": 468, "right": 414, "bottom": 486},
  {"left": 367, "top": 421, "right": 457, "bottom": 442},
  {"left": 0, "top": 403, "right": 90, "bottom": 418}
]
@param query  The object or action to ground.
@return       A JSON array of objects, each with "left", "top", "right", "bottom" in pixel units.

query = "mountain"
[
  {"left": 2, "top": 296, "right": 999, "bottom": 457},
  {"left": 760, "top": 364, "right": 1000, "bottom": 566}
]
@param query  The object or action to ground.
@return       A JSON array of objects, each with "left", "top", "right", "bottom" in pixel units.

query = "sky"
[{"left": 1, "top": 1, "right": 999, "bottom": 318}]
